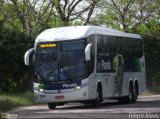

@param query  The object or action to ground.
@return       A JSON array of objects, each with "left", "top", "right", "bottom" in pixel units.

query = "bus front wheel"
[
  {"left": 92, "top": 86, "right": 102, "bottom": 107},
  {"left": 48, "top": 103, "right": 56, "bottom": 109}
]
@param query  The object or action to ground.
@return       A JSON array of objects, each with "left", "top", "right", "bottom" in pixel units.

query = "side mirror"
[
  {"left": 85, "top": 43, "right": 92, "bottom": 61},
  {"left": 24, "top": 48, "right": 34, "bottom": 66}
]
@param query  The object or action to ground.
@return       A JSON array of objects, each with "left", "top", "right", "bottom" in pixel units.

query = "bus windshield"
[
  {"left": 35, "top": 43, "right": 58, "bottom": 81},
  {"left": 60, "top": 41, "right": 86, "bottom": 80},
  {"left": 35, "top": 40, "right": 86, "bottom": 82}
]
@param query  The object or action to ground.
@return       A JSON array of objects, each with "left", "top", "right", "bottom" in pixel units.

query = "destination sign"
[{"left": 40, "top": 44, "right": 56, "bottom": 48}]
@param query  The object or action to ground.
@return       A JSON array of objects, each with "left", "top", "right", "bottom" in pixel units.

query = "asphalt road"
[{"left": 8, "top": 95, "right": 160, "bottom": 119}]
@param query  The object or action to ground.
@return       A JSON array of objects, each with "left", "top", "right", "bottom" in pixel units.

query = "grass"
[
  {"left": 0, "top": 92, "right": 35, "bottom": 112},
  {"left": 140, "top": 87, "right": 160, "bottom": 96}
]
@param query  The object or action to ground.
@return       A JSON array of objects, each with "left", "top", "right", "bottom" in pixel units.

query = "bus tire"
[
  {"left": 48, "top": 103, "right": 56, "bottom": 109},
  {"left": 135, "top": 81, "right": 138, "bottom": 100},
  {"left": 92, "top": 85, "right": 102, "bottom": 108},
  {"left": 118, "top": 83, "right": 136, "bottom": 104},
  {"left": 127, "top": 83, "right": 137, "bottom": 103},
  {"left": 132, "top": 84, "right": 137, "bottom": 103}
]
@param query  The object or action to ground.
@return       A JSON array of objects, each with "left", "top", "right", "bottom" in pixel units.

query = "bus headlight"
[
  {"left": 76, "top": 86, "right": 81, "bottom": 89},
  {"left": 34, "top": 88, "right": 44, "bottom": 93},
  {"left": 75, "top": 83, "right": 88, "bottom": 90},
  {"left": 40, "top": 89, "right": 44, "bottom": 92}
]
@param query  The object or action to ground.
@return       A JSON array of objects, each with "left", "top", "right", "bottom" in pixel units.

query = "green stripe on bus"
[
  {"left": 134, "top": 58, "right": 141, "bottom": 72},
  {"left": 38, "top": 84, "right": 48, "bottom": 89}
]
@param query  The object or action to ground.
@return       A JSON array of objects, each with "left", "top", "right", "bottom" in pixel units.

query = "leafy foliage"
[
  {"left": 0, "top": 21, "right": 34, "bottom": 93},
  {"left": 143, "top": 33, "right": 160, "bottom": 88}
]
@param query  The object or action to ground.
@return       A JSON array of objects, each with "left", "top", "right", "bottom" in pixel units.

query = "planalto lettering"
[{"left": 63, "top": 83, "right": 78, "bottom": 88}]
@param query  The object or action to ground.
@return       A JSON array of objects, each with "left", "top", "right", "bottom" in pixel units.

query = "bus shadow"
[{"left": 57, "top": 99, "right": 160, "bottom": 110}]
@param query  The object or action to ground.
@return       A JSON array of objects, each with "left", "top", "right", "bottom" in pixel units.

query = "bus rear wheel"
[
  {"left": 126, "top": 83, "right": 137, "bottom": 103},
  {"left": 118, "top": 83, "right": 137, "bottom": 104},
  {"left": 132, "top": 84, "right": 137, "bottom": 103},
  {"left": 48, "top": 103, "right": 56, "bottom": 109}
]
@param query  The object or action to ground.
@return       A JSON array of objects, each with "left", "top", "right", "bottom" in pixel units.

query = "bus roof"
[{"left": 35, "top": 26, "right": 141, "bottom": 42}]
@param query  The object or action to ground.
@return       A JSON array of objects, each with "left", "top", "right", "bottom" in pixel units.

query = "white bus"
[{"left": 24, "top": 26, "right": 146, "bottom": 109}]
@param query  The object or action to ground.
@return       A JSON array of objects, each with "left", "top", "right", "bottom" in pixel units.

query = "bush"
[
  {"left": 0, "top": 21, "right": 34, "bottom": 93},
  {"left": 143, "top": 32, "right": 160, "bottom": 88}
]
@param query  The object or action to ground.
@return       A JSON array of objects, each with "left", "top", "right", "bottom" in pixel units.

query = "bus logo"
[{"left": 63, "top": 83, "right": 78, "bottom": 88}]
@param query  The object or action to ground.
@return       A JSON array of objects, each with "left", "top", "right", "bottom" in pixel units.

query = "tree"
[
  {"left": 143, "top": 33, "right": 160, "bottom": 88},
  {"left": 91, "top": 9, "right": 121, "bottom": 29},
  {"left": 109, "top": 0, "right": 135, "bottom": 32},
  {"left": 1, "top": 0, "right": 55, "bottom": 37},
  {"left": 91, "top": 0, "right": 136, "bottom": 32},
  {"left": 0, "top": 21, "right": 33, "bottom": 93},
  {"left": 132, "top": 0, "right": 160, "bottom": 33},
  {"left": 52, "top": 0, "right": 100, "bottom": 26}
]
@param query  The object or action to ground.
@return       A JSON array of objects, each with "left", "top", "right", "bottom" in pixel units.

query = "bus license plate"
[{"left": 55, "top": 95, "right": 64, "bottom": 99}]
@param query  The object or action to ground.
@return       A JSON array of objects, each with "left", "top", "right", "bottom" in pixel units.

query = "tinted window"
[
  {"left": 124, "top": 58, "right": 142, "bottom": 72},
  {"left": 97, "top": 35, "right": 115, "bottom": 73},
  {"left": 96, "top": 35, "right": 143, "bottom": 72},
  {"left": 124, "top": 38, "right": 143, "bottom": 58}
]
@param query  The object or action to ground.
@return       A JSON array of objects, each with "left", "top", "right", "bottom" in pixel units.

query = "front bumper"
[{"left": 34, "top": 85, "right": 89, "bottom": 103}]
